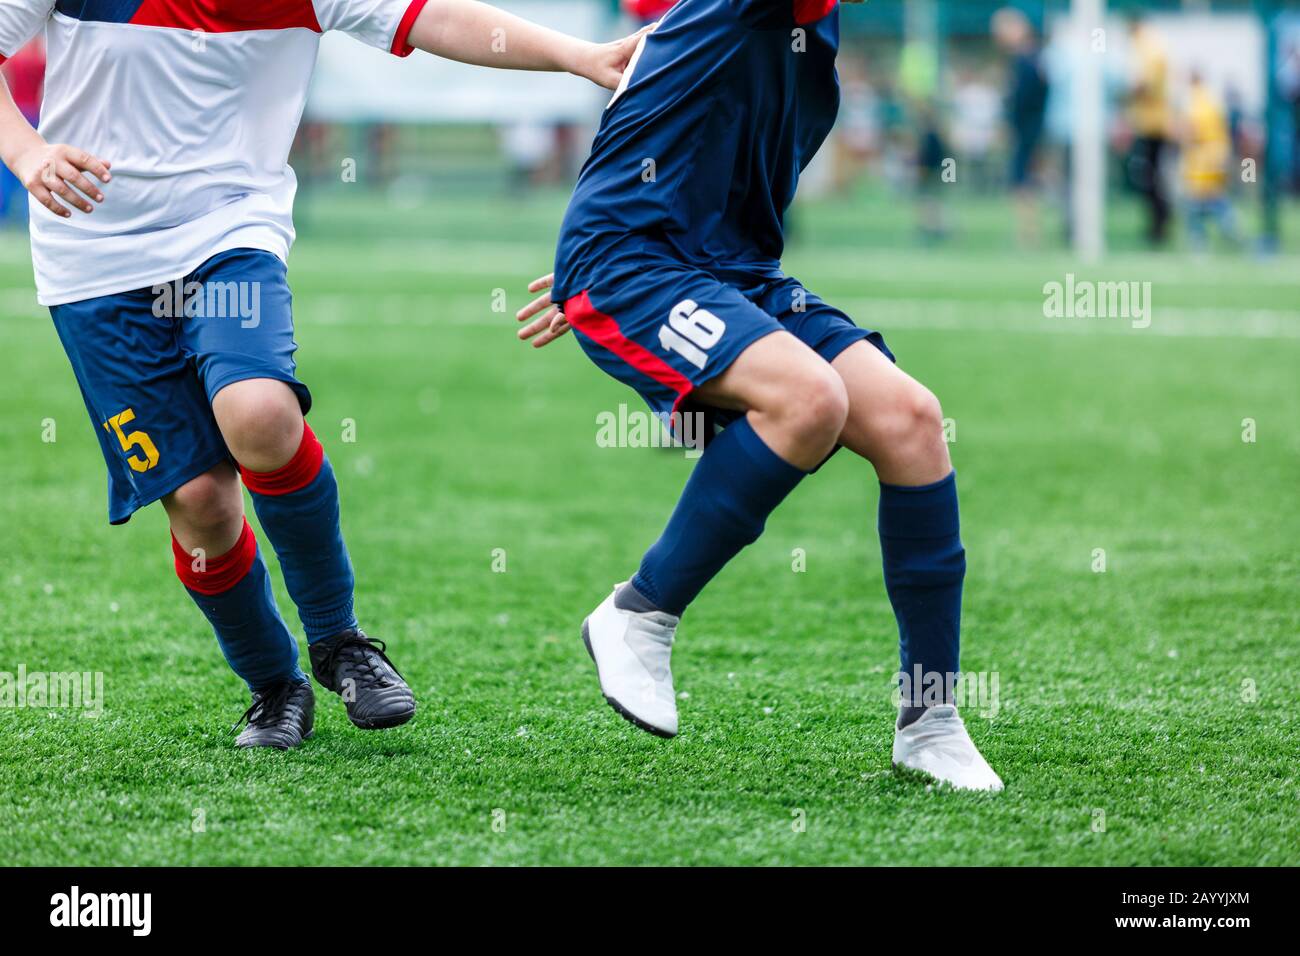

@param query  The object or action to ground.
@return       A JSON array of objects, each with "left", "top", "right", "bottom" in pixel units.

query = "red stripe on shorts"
[{"left": 563, "top": 290, "right": 695, "bottom": 406}]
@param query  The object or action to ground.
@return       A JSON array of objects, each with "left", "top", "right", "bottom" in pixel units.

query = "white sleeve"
[
  {"left": 313, "top": 0, "right": 427, "bottom": 57},
  {"left": 0, "top": 0, "right": 53, "bottom": 60}
]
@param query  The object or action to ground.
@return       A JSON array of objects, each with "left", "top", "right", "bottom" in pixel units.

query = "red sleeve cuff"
[{"left": 390, "top": 0, "right": 429, "bottom": 57}]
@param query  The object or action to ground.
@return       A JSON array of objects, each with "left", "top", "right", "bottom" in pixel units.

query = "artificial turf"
[{"left": 1, "top": 189, "right": 1296, "bottom": 865}]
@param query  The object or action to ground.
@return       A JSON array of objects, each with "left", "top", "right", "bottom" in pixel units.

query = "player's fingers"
[
  {"left": 517, "top": 313, "right": 555, "bottom": 341},
  {"left": 531, "top": 329, "right": 570, "bottom": 348},
  {"left": 29, "top": 182, "right": 70, "bottom": 218},
  {"left": 613, "top": 25, "right": 652, "bottom": 56},
  {"left": 516, "top": 295, "right": 555, "bottom": 323},
  {"left": 48, "top": 175, "right": 94, "bottom": 213},
  {"left": 42, "top": 163, "right": 92, "bottom": 214},
  {"left": 526, "top": 273, "right": 554, "bottom": 294},
  {"left": 66, "top": 147, "right": 112, "bottom": 183},
  {"left": 57, "top": 160, "right": 105, "bottom": 203},
  {"left": 532, "top": 320, "right": 571, "bottom": 348}
]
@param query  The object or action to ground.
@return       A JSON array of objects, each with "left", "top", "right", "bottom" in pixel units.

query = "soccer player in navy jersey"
[
  {"left": 518, "top": 0, "right": 1001, "bottom": 789},
  {"left": 0, "top": 0, "right": 642, "bottom": 748}
]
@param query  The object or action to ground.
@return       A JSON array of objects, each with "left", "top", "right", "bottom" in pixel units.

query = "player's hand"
[
  {"left": 12, "top": 143, "right": 111, "bottom": 218},
  {"left": 516, "top": 273, "right": 571, "bottom": 348},
  {"left": 580, "top": 26, "right": 652, "bottom": 91}
]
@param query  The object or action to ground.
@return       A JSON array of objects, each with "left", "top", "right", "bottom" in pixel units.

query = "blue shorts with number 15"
[{"left": 48, "top": 248, "right": 311, "bottom": 525}]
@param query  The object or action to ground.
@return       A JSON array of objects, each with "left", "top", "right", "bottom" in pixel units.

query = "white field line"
[
  {"left": 286, "top": 238, "right": 1300, "bottom": 286},
  {"left": 288, "top": 291, "right": 1300, "bottom": 341},
  {"left": 1, "top": 286, "right": 1295, "bottom": 340}
]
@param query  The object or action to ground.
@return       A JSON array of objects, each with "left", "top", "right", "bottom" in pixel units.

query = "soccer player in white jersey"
[{"left": 0, "top": 0, "right": 642, "bottom": 748}]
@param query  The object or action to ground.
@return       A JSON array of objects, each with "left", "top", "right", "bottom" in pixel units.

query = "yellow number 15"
[{"left": 103, "top": 408, "right": 160, "bottom": 473}]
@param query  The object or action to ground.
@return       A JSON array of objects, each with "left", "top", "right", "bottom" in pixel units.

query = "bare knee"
[
  {"left": 696, "top": 332, "right": 848, "bottom": 470},
  {"left": 782, "top": 362, "right": 850, "bottom": 446},
  {"left": 899, "top": 384, "right": 945, "bottom": 443},
  {"left": 750, "top": 361, "right": 848, "bottom": 469},
  {"left": 864, "top": 382, "right": 950, "bottom": 482},
  {"left": 211, "top": 379, "right": 303, "bottom": 472},
  {"left": 163, "top": 464, "right": 244, "bottom": 552}
]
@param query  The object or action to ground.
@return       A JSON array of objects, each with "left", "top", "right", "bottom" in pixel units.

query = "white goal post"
[{"left": 1071, "top": 0, "right": 1107, "bottom": 262}]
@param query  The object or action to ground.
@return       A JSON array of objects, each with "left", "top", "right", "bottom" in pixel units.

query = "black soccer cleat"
[
  {"left": 309, "top": 628, "right": 416, "bottom": 730},
  {"left": 232, "top": 679, "right": 315, "bottom": 750}
]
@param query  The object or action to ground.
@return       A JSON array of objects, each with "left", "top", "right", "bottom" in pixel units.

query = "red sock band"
[
  {"left": 173, "top": 518, "right": 257, "bottom": 595},
  {"left": 239, "top": 421, "right": 324, "bottom": 496}
]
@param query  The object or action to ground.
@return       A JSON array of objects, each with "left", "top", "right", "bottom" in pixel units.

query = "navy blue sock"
[
  {"left": 878, "top": 471, "right": 965, "bottom": 728},
  {"left": 242, "top": 423, "right": 357, "bottom": 644},
  {"left": 173, "top": 521, "right": 304, "bottom": 691},
  {"left": 631, "top": 416, "right": 806, "bottom": 616}
]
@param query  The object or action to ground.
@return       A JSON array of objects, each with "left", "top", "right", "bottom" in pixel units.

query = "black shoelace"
[
  {"left": 319, "top": 632, "right": 404, "bottom": 687},
  {"left": 231, "top": 680, "right": 298, "bottom": 735}
]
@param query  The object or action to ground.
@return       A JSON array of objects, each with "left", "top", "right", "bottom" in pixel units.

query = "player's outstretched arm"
[
  {"left": 515, "top": 272, "right": 571, "bottom": 348},
  {"left": 0, "top": 77, "right": 110, "bottom": 219},
  {"left": 408, "top": 0, "right": 644, "bottom": 90}
]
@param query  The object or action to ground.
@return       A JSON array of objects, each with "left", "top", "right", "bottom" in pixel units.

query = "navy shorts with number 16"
[{"left": 563, "top": 257, "right": 893, "bottom": 437}]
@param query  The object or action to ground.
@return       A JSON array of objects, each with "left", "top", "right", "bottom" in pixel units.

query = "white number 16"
[{"left": 658, "top": 299, "right": 726, "bottom": 370}]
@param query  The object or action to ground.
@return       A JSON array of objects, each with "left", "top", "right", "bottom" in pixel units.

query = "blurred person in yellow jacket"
[
  {"left": 1126, "top": 15, "right": 1173, "bottom": 246},
  {"left": 1180, "top": 70, "right": 1241, "bottom": 252}
]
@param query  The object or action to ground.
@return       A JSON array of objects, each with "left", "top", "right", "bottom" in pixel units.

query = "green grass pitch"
[{"left": 1, "top": 189, "right": 1297, "bottom": 866}]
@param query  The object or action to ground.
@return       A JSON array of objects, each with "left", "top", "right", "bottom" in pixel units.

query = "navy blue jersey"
[{"left": 553, "top": 0, "right": 842, "bottom": 301}]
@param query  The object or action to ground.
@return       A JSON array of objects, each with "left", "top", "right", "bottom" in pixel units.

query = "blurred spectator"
[
  {"left": 498, "top": 120, "right": 579, "bottom": 191},
  {"left": 1042, "top": 28, "right": 1077, "bottom": 240},
  {"left": 914, "top": 101, "right": 950, "bottom": 244},
  {"left": 0, "top": 38, "right": 44, "bottom": 226},
  {"left": 1125, "top": 14, "right": 1174, "bottom": 247},
  {"left": 833, "top": 59, "right": 881, "bottom": 192},
  {"left": 992, "top": 7, "right": 1049, "bottom": 247},
  {"left": 1180, "top": 70, "right": 1240, "bottom": 252},
  {"left": 1280, "top": 42, "right": 1300, "bottom": 192},
  {"left": 899, "top": 37, "right": 940, "bottom": 105},
  {"left": 501, "top": 121, "right": 554, "bottom": 191},
  {"left": 1224, "top": 82, "right": 1246, "bottom": 162},
  {"left": 876, "top": 78, "right": 911, "bottom": 192},
  {"left": 951, "top": 67, "right": 1001, "bottom": 193},
  {"left": 622, "top": 0, "right": 676, "bottom": 27}
]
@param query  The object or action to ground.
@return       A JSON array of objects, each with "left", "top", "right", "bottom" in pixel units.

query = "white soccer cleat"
[
  {"left": 581, "top": 584, "right": 680, "bottom": 738},
  {"left": 892, "top": 705, "right": 1004, "bottom": 792}
]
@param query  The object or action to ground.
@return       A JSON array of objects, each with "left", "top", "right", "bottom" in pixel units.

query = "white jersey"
[{"left": 0, "top": 0, "right": 425, "bottom": 305}]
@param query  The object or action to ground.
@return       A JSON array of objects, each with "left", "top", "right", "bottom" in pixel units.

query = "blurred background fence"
[
  {"left": 4, "top": 0, "right": 1300, "bottom": 254},
  {"left": 288, "top": 0, "right": 1300, "bottom": 257}
]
